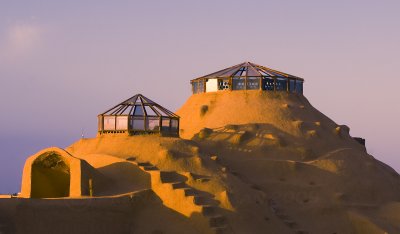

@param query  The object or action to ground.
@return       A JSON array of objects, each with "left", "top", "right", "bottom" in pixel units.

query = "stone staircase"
[{"left": 127, "top": 159, "right": 230, "bottom": 234}]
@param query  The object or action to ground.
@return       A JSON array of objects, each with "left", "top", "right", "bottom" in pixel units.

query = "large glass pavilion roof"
[
  {"left": 192, "top": 61, "right": 303, "bottom": 81},
  {"left": 101, "top": 94, "right": 179, "bottom": 118}
]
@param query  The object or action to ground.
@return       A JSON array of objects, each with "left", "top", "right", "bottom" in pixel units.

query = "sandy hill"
[{"left": 1, "top": 90, "right": 400, "bottom": 234}]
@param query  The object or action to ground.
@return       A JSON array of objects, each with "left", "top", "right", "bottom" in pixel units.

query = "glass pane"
[
  {"left": 241, "top": 68, "right": 247, "bottom": 77},
  {"left": 289, "top": 80, "right": 295, "bottom": 92},
  {"left": 246, "top": 77, "right": 260, "bottom": 90},
  {"left": 218, "top": 78, "right": 230, "bottom": 90},
  {"left": 193, "top": 82, "right": 199, "bottom": 94},
  {"left": 152, "top": 106, "right": 169, "bottom": 117},
  {"left": 171, "top": 119, "right": 179, "bottom": 130},
  {"left": 296, "top": 81, "right": 303, "bottom": 94},
  {"left": 133, "top": 105, "right": 144, "bottom": 116},
  {"left": 232, "top": 77, "right": 245, "bottom": 90},
  {"left": 128, "top": 105, "right": 135, "bottom": 115},
  {"left": 116, "top": 116, "right": 128, "bottom": 130},
  {"left": 206, "top": 66, "right": 237, "bottom": 77},
  {"left": 110, "top": 105, "right": 124, "bottom": 115},
  {"left": 233, "top": 68, "right": 244, "bottom": 77},
  {"left": 276, "top": 78, "right": 287, "bottom": 91},
  {"left": 259, "top": 70, "right": 269, "bottom": 76},
  {"left": 162, "top": 118, "right": 170, "bottom": 127},
  {"left": 218, "top": 69, "right": 236, "bottom": 77},
  {"left": 246, "top": 66, "right": 259, "bottom": 76},
  {"left": 119, "top": 106, "right": 130, "bottom": 115},
  {"left": 104, "top": 116, "right": 115, "bottom": 130},
  {"left": 144, "top": 106, "right": 158, "bottom": 116},
  {"left": 146, "top": 117, "right": 160, "bottom": 131},
  {"left": 131, "top": 118, "right": 145, "bottom": 130},
  {"left": 198, "top": 80, "right": 204, "bottom": 93},
  {"left": 124, "top": 96, "right": 137, "bottom": 105},
  {"left": 262, "top": 77, "right": 274, "bottom": 90}
]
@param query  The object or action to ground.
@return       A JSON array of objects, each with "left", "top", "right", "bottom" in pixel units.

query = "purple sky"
[{"left": 1, "top": 1, "right": 399, "bottom": 193}]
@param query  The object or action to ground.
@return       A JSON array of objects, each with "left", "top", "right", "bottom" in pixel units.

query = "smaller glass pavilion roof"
[
  {"left": 192, "top": 61, "right": 303, "bottom": 81},
  {"left": 101, "top": 94, "right": 179, "bottom": 118}
]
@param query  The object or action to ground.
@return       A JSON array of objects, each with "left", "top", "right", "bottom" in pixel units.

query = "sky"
[{"left": 0, "top": 0, "right": 399, "bottom": 193}]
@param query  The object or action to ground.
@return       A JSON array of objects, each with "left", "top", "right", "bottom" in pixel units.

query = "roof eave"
[{"left": 191, "top": 76, "right": 304, "bottom": 82}]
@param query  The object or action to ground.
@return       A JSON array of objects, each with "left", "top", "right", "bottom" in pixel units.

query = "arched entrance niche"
[
  {"left": 31, "top": 152, "right": 71, "bottom": 198},
  {"left": 20, "top": 147, "right": 98, "bottom": 198}
]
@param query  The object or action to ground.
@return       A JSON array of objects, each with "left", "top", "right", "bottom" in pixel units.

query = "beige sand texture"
[{"left": 1, "top": 90, "right": 400, "bottom": 234}]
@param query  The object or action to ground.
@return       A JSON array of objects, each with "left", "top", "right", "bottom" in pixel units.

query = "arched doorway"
[{"left": 31, "top": 152, "right": 70, "bottom": 198}]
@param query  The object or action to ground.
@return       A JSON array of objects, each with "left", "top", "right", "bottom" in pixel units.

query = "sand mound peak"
[
  {"left": 3, "top": 91, "right": 400, "bottom": 233},
  {"left": 177, "top": 91, "right": 339, "bottom": 139}
]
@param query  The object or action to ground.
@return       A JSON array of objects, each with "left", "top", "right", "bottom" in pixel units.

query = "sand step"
[
  {"left": 181, "top": 187, "right": 197, "bottom": 196},
  {"left": 137, "top": 162, "right": 158, "bottom": 171},
  {"left": 209, "top": 215, "right": 227, "bottom": 228},
  {"left": 137, "top": 162, "right": 153, "bottom": 167},
  {"left": 160, "top": 171, "right": 186, "bottom": 183},
  {"left": 283, "top": 219, "right": 297, "bottom": 228},
  {"left": 171, "top": 182, "right": 188, "bottom": 189},
  {"left": 212, "top": 226, "right": 229, "bottom": 234},
  {"left": 126, "top": 157, "right": 136, "bottom": 161},
  {"left": 141, "top": 166, "right": 158, "bottom": 171},
  {"left": 193, "top": 196, "right": 217, "bottom": 206},
  {"left": 202, "top": 205, "right": 217, "bottom": 216},
  {"left": 276, "top": 214, "right": 289, "bottom": 220},
  {"left": 295, "top": 230, "right": 309, "bottom": 234}
]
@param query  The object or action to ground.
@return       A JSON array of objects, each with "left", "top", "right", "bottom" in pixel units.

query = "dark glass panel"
[
  {"left": 296, "top": 81, "right": 303, "bottom": 94},
  {"left": 192, "top": 82, "right": 199, "bottom": 94},
  {"left": 276, "top": 78, "right": 287, "bottom": 91},
  {"left": 198, "top": 80, "right": 204, "bottom": 93},
  {"left": 232, "top": 77, "right": 245, "bottom": 90},
  {"left": 131, "top": 117, "right": 145, "bottom": 130},
  {"left": 289, "top": 80, "right": 296, "bottom": 92},
  {"left": 262, "top": 77, "right": 274, "bottom": 91},
  {"left": 246, "top": 77, "right": 260, "bottom": 90}
]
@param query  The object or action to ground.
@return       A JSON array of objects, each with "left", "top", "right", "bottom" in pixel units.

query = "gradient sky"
[{"left": 1, "top": 1, "right": 399, "bottom": 193}]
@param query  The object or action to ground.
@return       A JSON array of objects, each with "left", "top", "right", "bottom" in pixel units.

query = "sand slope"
[{"left": 1, "top": 90, "right": 400, "bottom": 233}]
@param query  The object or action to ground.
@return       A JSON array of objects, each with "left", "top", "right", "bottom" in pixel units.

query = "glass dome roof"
[
  {"left": 193, "top": 61, "right": 303, "bottom": 80},
  {"left": 101, "top": 94, "right": 179, "bottom": 118}
]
